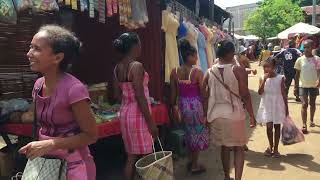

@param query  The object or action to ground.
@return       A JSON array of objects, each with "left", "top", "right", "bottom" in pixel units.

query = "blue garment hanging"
[{"left": 197, "top": 31, "right": 208, "bottom": 72}]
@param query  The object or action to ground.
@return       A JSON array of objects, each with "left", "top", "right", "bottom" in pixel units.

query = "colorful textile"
[
  {"left": 197, "top": 30, "right": 208, "bottom": 73},
  {"left": 117, "top": 71, "right": 153, "bottom": 154},
  {"left": 174, "top": 68, "right": 209, "bottom": 151}
]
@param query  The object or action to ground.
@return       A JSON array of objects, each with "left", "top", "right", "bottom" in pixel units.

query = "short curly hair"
[{"left": 38, "top": 25, "right": 81, "bottom": 71}]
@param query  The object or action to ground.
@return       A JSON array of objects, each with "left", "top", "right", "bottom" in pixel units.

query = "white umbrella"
[
  {"left": 267, "top": 36, "right": 278, "bottom": 40},
  {"left": 277, "top": 22, "right": 320, "bottom": 39},
  {"left": 243, "top": 35, "right": 260, "bottom": 40},
  {"left": 234, "top": 33, "right": 244, "bottom": 39}
]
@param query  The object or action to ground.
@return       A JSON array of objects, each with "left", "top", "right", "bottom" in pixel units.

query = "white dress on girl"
[{"left": 257, "top": 74, "right": 286, "bottom": 124}]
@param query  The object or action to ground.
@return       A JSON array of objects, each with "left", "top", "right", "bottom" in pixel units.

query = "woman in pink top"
[
  {"left": 113, "top": 32, "right": 159, "bottom": 180},
  {"left": 19, "top": 25, "right": 97, "bottom": 180}
]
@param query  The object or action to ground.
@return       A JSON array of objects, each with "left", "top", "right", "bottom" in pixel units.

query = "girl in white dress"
[{"left": 257, "top": 58, "right": 288, "bottom": 158}]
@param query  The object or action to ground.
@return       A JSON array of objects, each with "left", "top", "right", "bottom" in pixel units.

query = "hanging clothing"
[
  {"left": 162, "top": 10, "right": 180, "bottom": 82},
  {"left": 203, "top": 26, "right": 214, "bottom": 68},
  {"left": 174, "top": 68, "right": 209, "bottom": 151},
  {"left": 257, "top": 75, "right": 286, "bottom": 125},
  {"left": 177, "top": 20, "right": 188, "bottom": 65},
  {"left": 119, "top": 0, "right": 132, "bottom": 26},
  {"left": 197, "top": 30, "right": 208, "bottom": 73},
  {"left": 114, "top": 62, "right": 153, "bottom": 154},
  {"left": 185, "top": 22, "right": 200, "bottom": 68},
  {"left": 129, "top": 0, "right": 148, "bottom": 29},
  {"left": 207, "top": 64, "right": 247, "bottom": 146}
]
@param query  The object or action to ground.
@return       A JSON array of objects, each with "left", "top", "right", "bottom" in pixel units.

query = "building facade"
[{"left": 224, "top": 3, "right": 258, "bottom": 34}]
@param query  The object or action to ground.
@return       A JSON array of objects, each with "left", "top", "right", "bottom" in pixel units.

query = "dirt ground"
[
  {"left": 174, "top": 62, "right": 320, "bottom": 180},
  {"left": 1, "top": 62, "right": 320, "bottom": 180}
]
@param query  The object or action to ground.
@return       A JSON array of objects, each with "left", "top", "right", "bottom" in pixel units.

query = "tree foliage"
[{"left": 244, "top": 0, "right": 304, "bottom": 39}]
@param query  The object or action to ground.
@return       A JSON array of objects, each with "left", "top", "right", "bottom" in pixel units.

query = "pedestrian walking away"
[
  {"left": 203, "top": 40, "right": 256, "bottom": 180},
  {"left": 170, "top": 39, "right": 209, "bottom": 175}
]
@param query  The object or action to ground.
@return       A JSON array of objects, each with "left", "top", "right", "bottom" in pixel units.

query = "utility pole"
[{"left": 312, "top": 0, "right": 316, "bottom": 26}]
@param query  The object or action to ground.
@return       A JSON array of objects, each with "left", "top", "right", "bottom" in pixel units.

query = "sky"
[{"left": 214, "top": 0, "right": 262, "bottom": 9}]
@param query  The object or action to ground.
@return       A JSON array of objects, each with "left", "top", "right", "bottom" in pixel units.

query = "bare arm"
[
  {"left": 113, "top": 76, "right": 122, "bottom": 103},
  {"left": 170, "top": 69, "right": 178, "bottom": 106},
  {"left": 234, "top": 67, "right": 256, "bottom": 127},
  {"left": 258, "top": 76, "right": 267, "bottom": 95},
  {"left": 281, "top": 77, "right": 289, "bottom": 116},
  {"left": 20, "top": 100, "right": 98, "bottom": 159},
  {"left": 202, "top": 72, "right": 210, "bottom": 118},
  {"left": 52, "top": 100, "right": 98, "bottom": 149},
  {"left": 131, "top": 63, "right": 158, "bottom": 138}
]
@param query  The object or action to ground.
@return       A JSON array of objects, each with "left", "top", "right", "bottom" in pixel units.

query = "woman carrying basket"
[{"left": 112, "top": 33, "right": 159, "bottom": 180}]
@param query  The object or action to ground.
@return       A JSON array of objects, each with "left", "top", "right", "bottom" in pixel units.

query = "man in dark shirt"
[{"left": 275, "top": 40, "right": 302, "bottom": 101}]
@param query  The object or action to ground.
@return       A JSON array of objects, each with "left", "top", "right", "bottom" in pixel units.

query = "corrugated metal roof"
[{"left": 302, "top": 6, "right": 320, "bottom": 15}]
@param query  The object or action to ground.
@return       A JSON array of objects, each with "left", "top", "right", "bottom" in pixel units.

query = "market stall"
[
  {"left": 0, "top": 0, "right": 170, "bottom": 151},
  {"left": 277, "top": 22, "right": 320, "bottom": 39}
]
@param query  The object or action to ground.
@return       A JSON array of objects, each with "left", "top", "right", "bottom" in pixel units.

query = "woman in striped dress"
[{"left": 113, "top": 32, "right": 159, "bottom": 180}]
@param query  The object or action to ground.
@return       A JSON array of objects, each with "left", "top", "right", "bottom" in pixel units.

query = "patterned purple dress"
[{"left": 175, "top": 68, "right": 209, "bottom": 151}]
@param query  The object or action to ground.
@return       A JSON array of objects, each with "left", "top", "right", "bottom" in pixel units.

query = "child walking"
[
  {"left": 257, "top": 58, "right": 289, "bottom": 158},
  {"left": 170, "top": 39, "right": 209, "bottom": 175}
]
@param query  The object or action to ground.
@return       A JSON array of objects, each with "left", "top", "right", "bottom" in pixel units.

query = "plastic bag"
[
  {"left": 281, "top": 116, "right": 305, "bottom": 145},
  {"left": 14, "top": 0, "right": 32, "bottom": 12},
  {"left": 32, "top": 0, "right": 59, "bottom": 12},
  {"left": 0, "top": 0, "right": 17, "bottom": 24}
]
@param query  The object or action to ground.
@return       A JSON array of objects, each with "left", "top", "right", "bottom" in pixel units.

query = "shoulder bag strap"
[{"left": 210, "top": 68, "right": 242, "bottom": 100}]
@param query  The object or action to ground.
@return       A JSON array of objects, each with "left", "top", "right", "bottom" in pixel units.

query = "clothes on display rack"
[
  {"left": 197, "top": 30, "right": 208, "bottom": 73},
  {"left": 162, "top": 9, "right": 180, "bottom": 83},
  {"left": 177, "top": 20, "right": 188, "bottom": 65},
  {"left": 185, "top": 22, "right": 200, "bottom": 68},
  {"left": 129, "top": 0, "right": 149, "bottom": 29}
]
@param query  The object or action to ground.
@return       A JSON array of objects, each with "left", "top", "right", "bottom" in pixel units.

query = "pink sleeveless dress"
[{"left": 115, "top": 63, "right": 153, "bottom": 155}]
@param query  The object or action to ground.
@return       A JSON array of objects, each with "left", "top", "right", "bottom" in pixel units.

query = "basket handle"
[{"left": 152, "top": 137, "right": 165, "bottom": 161}]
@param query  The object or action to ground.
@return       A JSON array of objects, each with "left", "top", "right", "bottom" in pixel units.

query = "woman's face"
[
  {"left": 27, "top": 32, "right": 63, "bottom": 73},
  {"left": 263, "top": 63, "right": 274, "bottom": 74}
]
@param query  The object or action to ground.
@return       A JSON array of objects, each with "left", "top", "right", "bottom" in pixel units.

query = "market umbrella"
[
  {"left": 277, "top": 22, "right": 320, "bottom": 39},
  {"left": 243, "top": 35, "right": 260, "bottom": 40},
  {"left": 234, "top": 33, "right": 244, "bottom": 39}
]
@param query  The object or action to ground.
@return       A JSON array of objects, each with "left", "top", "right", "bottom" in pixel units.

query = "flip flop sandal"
[
  {"left": 302, "top": 126, "right": 309, "bottom": 134},
  {"left": 191, "top": 165, "right": 206, "bottom": 175},
  {"left": 264, "top": 148, "right": 273, "bottom": 157},
  {"left": 273, "top": 152, "right": 281, "bottom": 158},
  {"left": 310, "top": 122, "right": 316, "bottom": 128}
]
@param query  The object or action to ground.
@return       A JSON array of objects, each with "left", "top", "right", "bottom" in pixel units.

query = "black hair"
[
  {"left": 179, "top": 39, "right": 196, "bottom": 63},
  {"left": 288, "top": 40, "right": 295, "bottom": 48},
  {"left": 113, "top": 32, "right": 140, "bottom": 55},
  {"left": 216, "top": 40, "right": 235, "bottom": 58},
  {"left": 263, "top": 57, "right": 276, "bottom": 67},
  {"left": 39, "top": 25, "right": 81, "bottom": 72},
  {"left": 304, "top": 39, "right": 313, "bottom": 46}
]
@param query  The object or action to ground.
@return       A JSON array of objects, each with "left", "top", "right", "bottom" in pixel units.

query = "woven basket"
[{"left": 135, "top": 138, "right": 174, "bottom": 180}]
